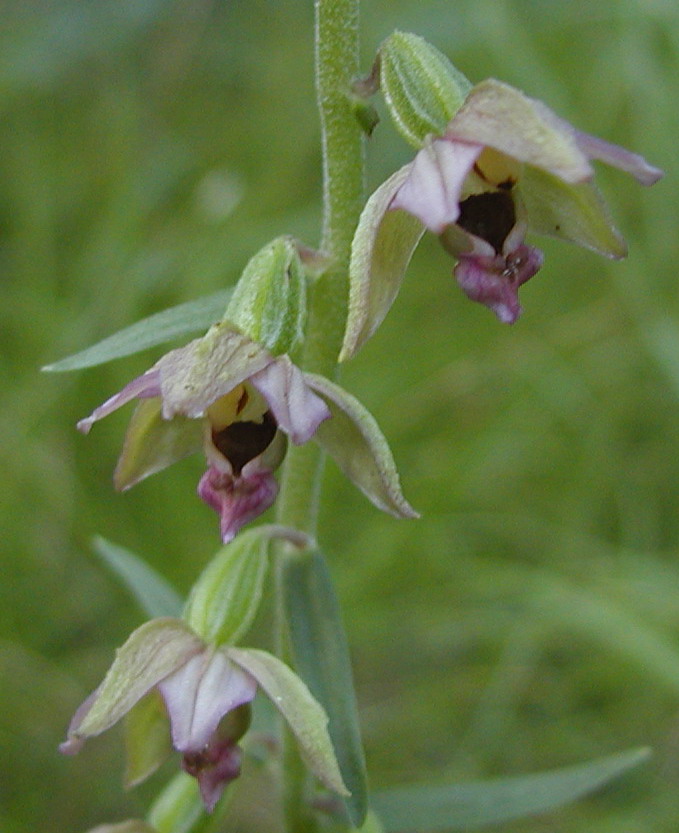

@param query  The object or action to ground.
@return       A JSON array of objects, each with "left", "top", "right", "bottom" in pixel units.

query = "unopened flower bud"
[
  {"left": 379, "top": 31, "right": 471, "bottom": 148},
  {"left": 224, "top": 236, "right": 307, "bottom": 356}
]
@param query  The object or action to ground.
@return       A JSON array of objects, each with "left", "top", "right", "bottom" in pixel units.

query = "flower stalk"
[
  {"left": 275, "top": 0, "right": 364, "bottom": 537},
  {"left": 275, "top": 1, "right": 364, "bottom": 830}
]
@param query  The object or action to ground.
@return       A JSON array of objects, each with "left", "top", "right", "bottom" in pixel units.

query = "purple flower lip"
[{"left": 77, "top": 325, "right": 331, "bottom": 542}]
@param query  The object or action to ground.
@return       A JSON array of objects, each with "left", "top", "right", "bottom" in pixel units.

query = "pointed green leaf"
[
  {"left": 74, "top": 620, "right": 203, "bottom": 740},
  {"left": 113, "top": 399, "right": 203, "bottom": 491},
  {"left": 305, "top": 373, "right": 418, "bottom": 519},
  {"left": 228, "top": 647, "right": 349, "bottom": 797},
  {"left": 341, "top": 166, "right": 425, "bottom": 361},
  {"left": 372, "top": 747, "right": 650, "bottom": 832},
  {"left": 43, "top": 290, "right": 231, "bottom": 372},
  {"left": 124, "top": 689, "right": 172, "bottom": 787},
  {"left": 521, "top": 166, "right": 627, "bottom": 259},
  {"left": 92, "top": 536, "right": 184, "bottom": 619},
  {"left": 284, "top": 549, "right": 369, "bottom": 827}
]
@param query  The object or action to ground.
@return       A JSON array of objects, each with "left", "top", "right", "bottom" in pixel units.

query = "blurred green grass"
[{"left": 1, "top": 1, "right": 677, "bottom": 831}]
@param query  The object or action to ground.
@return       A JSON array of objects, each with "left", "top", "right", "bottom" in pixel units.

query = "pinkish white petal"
[
  {"left": 77, "top": 369, "right": 161, "bottom": 434},
  {"left": 454, "top": 243, "right": 543, "bottom": 324},
  {"left": 249, "top": 356, "right": 331, "bottom": 445},
  {"left": 197, "top": 464, "right": 279, "bottom": 543},
  {"left": 158, "top": 649, "right": 257, "bottom": 753},
  {"left": 391, "top": 137, "right": 482, "bottom": 233},
  {"left": 573, "top": 130, "right": 663, "bottom": 186}
]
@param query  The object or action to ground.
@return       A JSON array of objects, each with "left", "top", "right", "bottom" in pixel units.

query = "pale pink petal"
[
  {"left": 390, "top": 138, "right": 482, "bottom": 233},
  {"left": 454, "top": 243, "right": 543, "bottom": 324},
  {"left": 197, "top": 464, "right": 279, "bottom": 543},
  {"left": 59, "top": 688, "right": 100, "bottom": 754},
  {"left": 77, "top": 369, "right": 161, "bottom": 434},
  {"left": 250, "top": 356, "right": 331, "bottom": 445},
  {"left": 573, "top": 130, "right": 663, "bottom": 186},
  {"left": 158, "top": 650, "right": 257, "bottom": 753}
]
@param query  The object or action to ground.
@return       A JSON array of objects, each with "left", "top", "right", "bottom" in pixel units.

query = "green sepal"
[
  {"left": 114, "top": 398, "right": 203, "bottom": 491},
  {"left": 224, "top": 236, "right": 307, "bottom": 356},
  {"left": 379, "top": 31, "right": 471, "bottom": 148},
  {"left": 124, "top": 689, "right": 172, "bottom": 787},
  {"left": 341, "top": 165, "right": 425, "bottom": 361},
  {"left": 305, "top": 373, "right": 418, "bottom": 519},
  {"left": 228, "top": 647, "right": 349, "bottom": 797},
  {"left": 182, "top": 528, "right": 271, "bottom": 646},
  {"left": 72, "top": 620, "right": 203, "bottom": 741},
  {"left": 520, "top": 166, "right": 627, "bottom": 258},
  {"left": 147, "top": 772, "right": 204, "bottom": 833}
]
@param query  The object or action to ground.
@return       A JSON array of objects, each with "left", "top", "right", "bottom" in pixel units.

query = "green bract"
[
  {"left": 183, "top": 525, "right": 308, "bottom": 646},
  {"left": 379, "top": 31, "right": 472, "bottom": 148},
  {"left": 224, "top": 236, "right": 307, "bottom": 356}
]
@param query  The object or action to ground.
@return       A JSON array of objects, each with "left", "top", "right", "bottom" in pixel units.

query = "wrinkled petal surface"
[
  {"left": 446, "top": 79, "right": 593, "bottom": 183},
  {"left": 158, "top": 324, "right": 273, "bottom": 420},
  {"left": 78, "top": 369, "right": 161, "bottom": 434},
  {"left": 454, "top": 243, "right": 543, "bottom": 324},
  {"left": 391, "top": 137, "right": 482, "bottom": 233},
  {"left": 249, "top": 356, "right": 331, "bottom": 445},
  {"left": 197, "top": 463, "right": 279, "bottom": 543},
  {"left": 158, "top": 649, "right": 257, "bottom": 753}
]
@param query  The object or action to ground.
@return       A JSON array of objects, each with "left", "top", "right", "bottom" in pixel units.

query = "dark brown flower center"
[
  {"left": 212, "top": 410, "right": 277, "bottom": 474},
  {"left": 457, "top": 190, "right": 516, "bottom": 254}
]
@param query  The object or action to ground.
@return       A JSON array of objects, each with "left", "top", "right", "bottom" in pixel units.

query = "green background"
[{"left": 1, "top": 1, "right": 677, "bottom": 830}]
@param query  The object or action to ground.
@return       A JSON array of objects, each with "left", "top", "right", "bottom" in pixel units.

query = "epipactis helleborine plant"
[
  {"left": 79, "top": 238, "right": 416, "bottom": 542},
  {"left": 341, "top": 32, "right": 663, "bottom": 359}
]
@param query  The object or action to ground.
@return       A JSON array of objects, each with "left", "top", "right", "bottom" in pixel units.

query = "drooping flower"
[
  {"left": 342, "top": 75, "right": 663, "bottom": 358},
  {"left": 79, "top": 321, "right": 417, "bottom": 542},
  {"left": 390, "top": 79, "right": 662, "bottom": 322},
  {"left": 60, "top": 619, "right": 347, "bottom": 812},
  {"left": 78, "top": 322, "right": 330, "bottom": 542}
]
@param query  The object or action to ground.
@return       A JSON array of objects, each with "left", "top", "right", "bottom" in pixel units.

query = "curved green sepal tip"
[
  {"left": 341, "top": 165, "right": 425, "bottom": 361},
  {"left": 228, "top": 647, "right": 349, "bottom": 797},
  {"left": 305, "top": 373, "right": 419, "bottom": 520}
]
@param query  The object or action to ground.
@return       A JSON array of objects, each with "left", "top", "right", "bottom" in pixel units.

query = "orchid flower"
[
  {"left": 79, "top": 322, "right": 416, "bottom": 542},
  {"left": 342, "top": 77, "right": 663, "bottom": 357}
]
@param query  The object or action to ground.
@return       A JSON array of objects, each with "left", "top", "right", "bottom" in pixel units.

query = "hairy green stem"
[
  {"left": 274, "top": 0, "right": 364, "bottom": 830},
  {"left": 275, "top": 0, "right": 364, "bottom": 536}
]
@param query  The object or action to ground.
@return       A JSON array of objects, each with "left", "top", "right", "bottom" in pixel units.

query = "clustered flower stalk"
[{"left": 57, "top": 2, "right": 662, "bottom": 832}]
